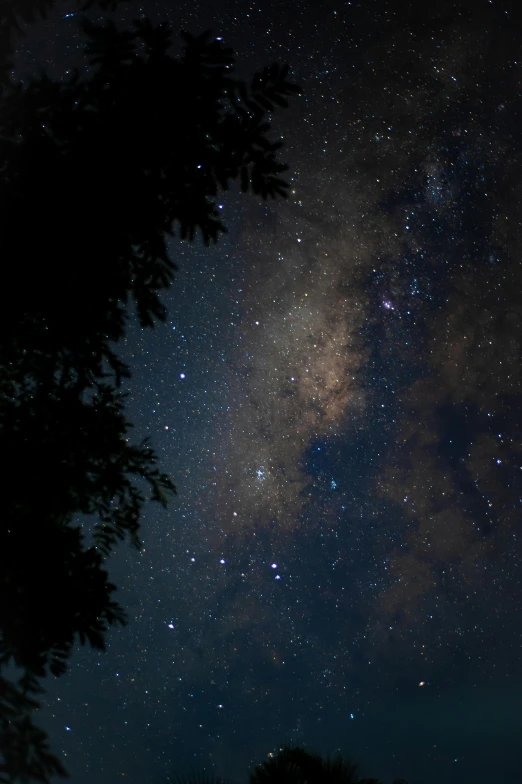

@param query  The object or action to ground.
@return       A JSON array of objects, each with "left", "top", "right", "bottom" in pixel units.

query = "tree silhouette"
[
  {"left": 0, "top": 1, "right": 301, "bottom": 780},
  {"left": 250, "top": 746, "right": 382, "bottom": 784},
  {"left": 166, "top": 746, "right": 409, "bottom": 784}
]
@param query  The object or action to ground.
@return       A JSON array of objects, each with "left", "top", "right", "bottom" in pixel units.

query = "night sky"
[{"left": 14, "top": 1, "right": 522, "bottom": 782}]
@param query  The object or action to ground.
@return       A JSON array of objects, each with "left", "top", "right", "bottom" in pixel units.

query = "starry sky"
[{"left": 14, "top": 0, "right": 522, "bottom": 782}]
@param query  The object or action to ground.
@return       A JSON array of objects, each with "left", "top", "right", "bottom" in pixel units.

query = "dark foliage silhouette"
[
  {"left": 250, "top": 746, "right": 381, "bottom": 784},
  {"left": 166, "top": 746, "right": 409, "bottom": 784},
  {"left": 0, "top": 0, "right": 300, "bottom": 780}
]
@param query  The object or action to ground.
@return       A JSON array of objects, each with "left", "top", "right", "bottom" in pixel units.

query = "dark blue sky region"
[{"left": 16, "top": 1, "right": 522, "bottom": 782}]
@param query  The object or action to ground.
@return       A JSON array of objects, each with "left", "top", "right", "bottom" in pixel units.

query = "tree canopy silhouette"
[
  {"left": 0, "top": 0, "right": 301, "bottom": 780},
  {"left": 250, "top": 746, "right": 382, "bottom": 784},
  {"left": 166, "top": 745, "right": 409, "bottom": 784}
]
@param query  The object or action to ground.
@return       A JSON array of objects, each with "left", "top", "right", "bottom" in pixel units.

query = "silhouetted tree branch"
[
  {"left": 0, "top": 9, "right": 300, "bottom": 783},
  {"left": 0, "top": 674, "right": 67, "bottom": 784},
  {"left": 0, "top": 0, "right": 129, "bottom": 95}
]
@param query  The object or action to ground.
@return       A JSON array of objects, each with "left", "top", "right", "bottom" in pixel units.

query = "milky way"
[
  {"left": 24, "top": 2, "right": 522, "bottom": 783},
  {"left": 204, "top": 195, "right": 371, "bottom": 540}
]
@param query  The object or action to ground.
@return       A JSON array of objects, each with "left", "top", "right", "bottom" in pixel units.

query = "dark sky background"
[{"left": 13, "top": 0, "right": 522, "bottom": 782}]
